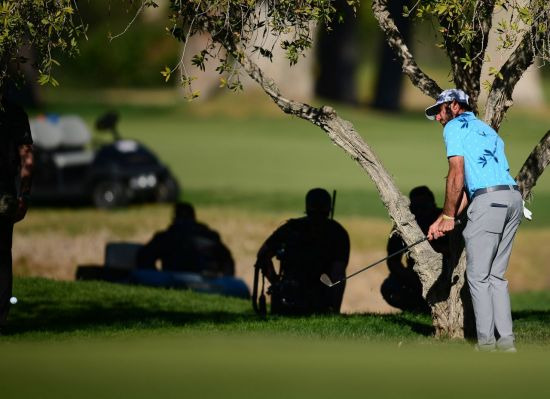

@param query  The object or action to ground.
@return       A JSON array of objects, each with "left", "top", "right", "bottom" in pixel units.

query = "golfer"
[{"left": 425, "top": 89, "right": 522, "bottom": 352}]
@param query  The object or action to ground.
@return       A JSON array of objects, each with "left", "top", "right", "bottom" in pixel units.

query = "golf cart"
[{"left": 30, "top": 112, "right": 180, "bottom": 208}]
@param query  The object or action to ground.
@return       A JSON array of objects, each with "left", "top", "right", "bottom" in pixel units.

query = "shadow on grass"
[
  {"left": 4, "top": 299, "right": 434, "bottom": 338},
  {"left": 377, "top": 313, "right": 434, "bottom": 337},
  {"left": 512, "top": 310, "right": 550, "bottom": 321},
  {"left": 6, "top": 300, "right": 255, "bottom": 335}
]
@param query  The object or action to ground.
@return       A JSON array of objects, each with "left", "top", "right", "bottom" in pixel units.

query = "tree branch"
[
  {"left": 469, "top": 0, "right": 496, "bottom": 86},
  {"left": 441, "top": 1, "right": 495, "bottom": 111},
  {"left": 484, "top": 34, "right": 536, "bottom": 130},
  {"left": 371, "top": 0, "right": 442, "bottom": 99},
  {"left": 230, "top": 43, "right": 444, "bottom": 295},
  {"left": 516, "top": 131, "right": 550, "bottom": 201},
  {"left": 484, "top": 1, "right": 546, "bottom": 130}
]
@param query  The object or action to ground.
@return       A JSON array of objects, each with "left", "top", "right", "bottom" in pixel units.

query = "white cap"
[{"left": 425, "top": 89, "right": 470, "bottom": 120}]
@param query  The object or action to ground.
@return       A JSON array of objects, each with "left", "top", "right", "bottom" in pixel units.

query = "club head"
[{"left": 320, "top": 273, "right": 334, "bottom": 287}]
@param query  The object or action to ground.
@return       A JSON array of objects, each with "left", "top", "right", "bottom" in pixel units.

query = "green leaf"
[{"left": 160, "top": 66, "right": 171, "bottom": 82}]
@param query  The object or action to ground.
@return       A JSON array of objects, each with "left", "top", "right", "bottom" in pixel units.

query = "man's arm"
[
  {"left": 14, "top": 144, "right": 33, "bottom": 222},
  {"left": 255, "top": 243, "right": 278, "bottom": 284},
  {"left": 428, "top": 156, "right": 465, "bottom": 240},
  {"left": 442, "top": 155, "right": 465, "bottom": 217},
  {"left": 136, "top": 233, "right": 163, "bottom": 269}
]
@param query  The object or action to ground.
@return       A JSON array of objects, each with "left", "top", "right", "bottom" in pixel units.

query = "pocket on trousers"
[{"left": 482, "top": 203, "right": 508, "bottom": 234}]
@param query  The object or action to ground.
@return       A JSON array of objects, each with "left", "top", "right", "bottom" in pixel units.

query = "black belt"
[{"left": 471, "top": 184, "right": 519, "bottom": 200}]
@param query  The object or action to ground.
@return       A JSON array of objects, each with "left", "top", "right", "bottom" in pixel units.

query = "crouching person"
[{"left": 255, "top": 188, "right": 350, "bottom": 315}]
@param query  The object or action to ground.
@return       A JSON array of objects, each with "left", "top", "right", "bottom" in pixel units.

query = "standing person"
[
  {"left": 0, "top": 94, "right": 34, "bottom": 332},
  {"left": 255, "top": 188, "right": 350, "bottom": 315},
  {"left": 425, "top": 89, "right": 522, "bottom": 352}
]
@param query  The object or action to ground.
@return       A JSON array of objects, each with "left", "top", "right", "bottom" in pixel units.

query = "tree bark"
[
  {"left": 371, "top": 0, "right": 469, "bottom": 338},
  {"left": 213, "top": 0, "right": 550, "bottom": 339},
  {"left": 369, "top": 0, "right": 550, "bottom": 338},
  {"left": 231, "top": 44, "right": 455, "bottom": 331},
  {"left": 516, "top": 131, "right": 550, "bottom": 200},
  {"left": 485, "top": 1, "right": 547, "bottom": 130},
  {"left": 439, "top": 0, "right": 495, "bottom": 113}
]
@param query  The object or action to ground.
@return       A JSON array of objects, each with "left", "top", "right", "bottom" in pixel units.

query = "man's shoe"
[
  {"left": 496, "top": 339, "right": 517, "bottom": 353},
  {"left": 499, "top": 346, "right": 517, "bottom": 353},
  {"left": 474, "top": 344, "right": 497, "bottom": 352}
]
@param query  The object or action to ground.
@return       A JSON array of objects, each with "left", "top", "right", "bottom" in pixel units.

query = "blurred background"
[{"left": 11, "top": 0, "right": 550, "bottom": 313}]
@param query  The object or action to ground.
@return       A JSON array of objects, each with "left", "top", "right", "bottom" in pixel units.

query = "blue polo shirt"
[{"left": 443, "top": 112, "right": 516, "bottom": 198}]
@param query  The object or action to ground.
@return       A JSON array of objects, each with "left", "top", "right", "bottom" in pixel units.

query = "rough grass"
[
  {"left": 1, "top": 277, "right": 550, "bottom": 399},
  {"left": 7, "top": 88, "right": 548, "bottom": 398},
  {"left": 33, "top": 90, "right": 550, "bottom": 307},
  {"left": 13, "top": 205, "right": 550, "bottom": 313},
  {"left": 4, "top": 278, "right": 431, "bottom": 340},
  {"left": 4, "top": 277, "right": 550, "bottom": 343},
  {"left": 37, "top": 89, "right": 550, "bottom": 224},
  {"left": 13, "top": 205, "right": 396, "bottom": 313}
]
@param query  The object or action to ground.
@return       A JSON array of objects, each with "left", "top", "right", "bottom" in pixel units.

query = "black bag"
[
  {"left": 0, "top": 193, "right": 17, "bottom": 220},
  {"left": 269, "top": 278, "right": 312, "bottom": 315}
]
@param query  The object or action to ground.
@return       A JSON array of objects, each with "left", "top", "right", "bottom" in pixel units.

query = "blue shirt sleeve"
[{"left": 443, "top": 122, "right": 464, "bottom": 158}]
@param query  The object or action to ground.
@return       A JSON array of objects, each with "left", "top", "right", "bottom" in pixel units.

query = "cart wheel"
[
  {"left": 156, "top": 176, "right": 180, "bottom": 202},
  {"left": 92, "top": 181, "right": 127, "bottom": 208}
]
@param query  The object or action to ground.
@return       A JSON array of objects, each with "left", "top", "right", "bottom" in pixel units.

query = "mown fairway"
[
  {"left": 1, "top": 278, "right": 550, "bottom": 398},
  {"left": 17, "top": 90, "right": 550, "bottom": 311},
  {"left": 40, "top": 90, "right": 550, "bottom": 222},
  {"left": 3, "top": 91, "right": 549, "bottom": 397}
]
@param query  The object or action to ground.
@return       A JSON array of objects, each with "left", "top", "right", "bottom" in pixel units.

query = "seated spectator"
[
  {"left": 255, "top": 188, "right": 350, "bottom": 315},
  {"left": 137, "top": 202, "right": 234, "bottom": 276},
  {"left": 381, "top": 186, "right": 449, "bottom": 313}
]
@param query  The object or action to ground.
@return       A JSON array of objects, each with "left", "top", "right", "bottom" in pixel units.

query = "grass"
[
  {"left": 1, "top": 277, "right": 550, "bottom": 399},
  {"left": 13, "top": 90, "right": 550, "bottom": 310},
  {"left": 2, "top": 335, "right": 550, "bottom": 399},
  {"left": 4, "top": 277, "right": 432, "bottom": 340},
  {"left": 4, "top": 90, "right": 548, "bottom": 397},
  {"left": 36, "top": 89, "right": 550, "bottom": 225},
  {"left": 4, "top": 277, "right": 549, "bottom": 343}
]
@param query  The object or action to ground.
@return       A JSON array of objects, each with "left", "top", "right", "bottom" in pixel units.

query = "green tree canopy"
[{"left": 0, "top": 0, "right": 85, "bottom": 87}]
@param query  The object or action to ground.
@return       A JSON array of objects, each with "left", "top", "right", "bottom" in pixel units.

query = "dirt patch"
[{"left": 13, "top": 206, "right": 549, "bottom": 314}]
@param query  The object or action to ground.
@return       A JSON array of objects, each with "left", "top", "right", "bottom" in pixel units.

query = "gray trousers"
[{"left": 463, "top": 189, "right": 523, "bottom": 349}]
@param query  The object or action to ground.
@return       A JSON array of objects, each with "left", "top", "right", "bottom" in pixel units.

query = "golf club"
[{"left": 320, "top": 219, "right": 461, "bottom": 287}]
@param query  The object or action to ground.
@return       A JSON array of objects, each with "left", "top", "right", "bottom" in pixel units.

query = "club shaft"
[{"left": 330, "top": 237, "right": 428, "bottom": 286}]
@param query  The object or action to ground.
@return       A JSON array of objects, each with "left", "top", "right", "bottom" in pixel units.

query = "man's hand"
[
  {"left": 13, "top": 196, "right": 29, "bottom": 223},
  {"left": 255, "top": 253, "right": 278, "bottom": 284},
  {"left": 427, "top": 215, "right": 455, "bottom": 240}
]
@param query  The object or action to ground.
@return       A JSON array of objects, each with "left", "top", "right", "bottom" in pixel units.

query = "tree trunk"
[
  {"left": 232, "top": 42, "right": 550, "bottom": 339},
  {"left": 216, "top": 0, "right": 550, "bottom": 338},
  {"left": 370, "top": 0, "right": 550, "bottom": 338},
  {"left": 232, "top": 45, "right": 448, "bottom": 324}
]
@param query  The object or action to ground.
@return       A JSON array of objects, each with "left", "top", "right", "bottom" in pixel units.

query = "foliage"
[
  {"left": 407, "top": 0, "right": 550, "bottom": 89},
  {"left": 58, "top": 23, "right": 179, "bottom": 88},
  {"left": 0, "top": 0, "right": 85, "bottom": 87},
  {"left": 156, "top": 0, "right": 359, "bottom": 98}
]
